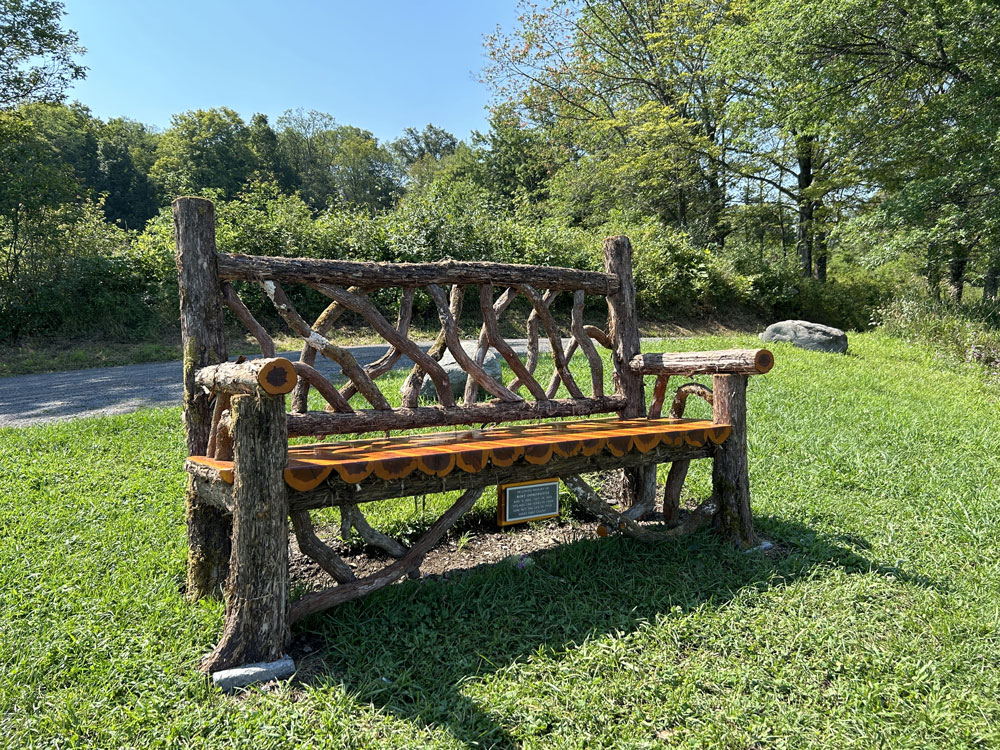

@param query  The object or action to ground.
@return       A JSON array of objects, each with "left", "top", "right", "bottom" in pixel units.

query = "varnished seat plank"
[{"left": 187, "top": 417, "right": 730, "bottom": 491}]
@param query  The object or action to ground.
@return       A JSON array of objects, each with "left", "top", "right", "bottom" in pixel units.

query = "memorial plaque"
[{"left": 497, "top": 479, "right": 560, "bottom": 526}]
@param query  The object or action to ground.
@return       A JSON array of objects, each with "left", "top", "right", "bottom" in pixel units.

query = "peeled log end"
[{"left": 258, "top": 358, "right": 298, "bottom": 394}]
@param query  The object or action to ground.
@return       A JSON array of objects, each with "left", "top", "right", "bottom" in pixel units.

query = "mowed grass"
[{"left": 3, "top": 333, "right": 1000, "bottom": 748}]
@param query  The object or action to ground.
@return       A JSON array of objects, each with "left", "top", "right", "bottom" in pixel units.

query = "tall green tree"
[
  {"left": 719, "top": 0, "right": 1000, "bottom": 295},
  {"left": 0, "top": 0, "right": 85, "bottom": 108},
  {"left": 150, "top": 107, "right": 254, "bottom": 199}
]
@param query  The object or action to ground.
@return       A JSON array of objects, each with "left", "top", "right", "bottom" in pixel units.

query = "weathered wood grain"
[
  {"left": 630, "top": 349, "right": 774, "bottom": 376},
  {"left": 174, "top": 197, "right": 231, "bottom": 601},
  {"left": 218, "top": 253, "right": 619, "bottom": 295}
]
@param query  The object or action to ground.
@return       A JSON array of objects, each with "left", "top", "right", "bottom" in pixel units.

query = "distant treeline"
[{"left": 2, "top": 0, "right": 998, "bottom": 344}]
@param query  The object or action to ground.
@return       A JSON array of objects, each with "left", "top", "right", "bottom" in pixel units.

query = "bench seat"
[{"left": 188, "top": 417, "right": 730, "bottom": 491}]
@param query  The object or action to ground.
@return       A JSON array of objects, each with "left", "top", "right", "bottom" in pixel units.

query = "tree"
[
  {"left": 276, "top": 109, "right": 402, "bottom": 212},
  {"left": 248, "top": 113, "right": 295, "bottom": 191},
  {"left": 484, "top": 0, "right": 734, "bottom": 245},
  {"left": 150, "top": 107, "right": 254, "bottom": 199},
  {"left": 0, "top": 0, "right": 85, "bottom": 108},
  {"left": 718, "top": 0, "right": 1000, "bottom": 293}
]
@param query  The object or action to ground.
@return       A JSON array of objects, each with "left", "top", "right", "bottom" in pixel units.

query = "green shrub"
[{"left": 0, "top": 201, "right": 174, "bottom": 342}]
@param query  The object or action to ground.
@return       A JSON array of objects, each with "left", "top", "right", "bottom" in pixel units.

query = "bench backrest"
[{"left": 175, "top": 197, "right": 646, "bottom": 441}]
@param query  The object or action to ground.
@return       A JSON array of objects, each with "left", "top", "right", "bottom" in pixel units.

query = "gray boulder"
[
  {"left": 411, "top": 346, "right": 504, "bottom": 402},
  {"left": 211, "top": 655, "right": 295, "bottom": 692},
  {"left": 760, "top": 320, "right": 848, "bottom": 354}
]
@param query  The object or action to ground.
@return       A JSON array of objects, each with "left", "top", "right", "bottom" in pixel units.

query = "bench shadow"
[{"left": 288, "top": 517, "right": 937, "bottom": 748}]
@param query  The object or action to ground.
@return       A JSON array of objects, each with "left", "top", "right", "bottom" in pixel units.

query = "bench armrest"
[
  {"left": 195, "top": 357, "right": 298, "bottom": 396},
  {"left": 629, "top": 348, "right": 774, "bottom": 376}
]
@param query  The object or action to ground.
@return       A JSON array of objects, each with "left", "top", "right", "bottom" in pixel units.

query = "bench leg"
[
  {"left": 185, "top": 479, "right": 232, "bottom": 600},
  {"left": 711, "top": 374, "right": 757, "bottom": 547},
  {"left": 662, "top": 460, "right": 690, "bottom": 524},
  {"left": 201, "top": 392, "right": 289, "bottom": 673}
]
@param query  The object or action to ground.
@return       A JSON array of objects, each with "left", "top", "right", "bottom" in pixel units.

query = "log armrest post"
[
  {"left": 175, "top": 196, "right": 231, "bottom": 602},
  {"left": 195, "top": 357, "right": 298, "bottom": 397},
  {"left": 711, "top": 374, "right": 757, "bottom": 547},
  {"left": 201, "top": 389, "right": 290, "bottom": 673}
]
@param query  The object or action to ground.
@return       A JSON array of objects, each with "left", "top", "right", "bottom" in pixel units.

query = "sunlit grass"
[{"left": 2, "top": 333, "right": 1000, "bottom": 748}]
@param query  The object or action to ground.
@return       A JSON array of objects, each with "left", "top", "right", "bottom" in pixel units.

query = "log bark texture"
[
  {"left": 630, "top": 349, "right": 774, "bottom": 376},
  {"left": 603, "top": 235, "right": 653, "bottom": 511},
  {"left": 196, "top": 358, "right": 297, "bottom": 396},
  {"left": 401, "top": 285, "right": 463, "bottom": 407},
  {"left": 711, "top": 374, "right": 757, "bottom": 547},
  {"left": 174, "top": 197, "right": 231, "bottom": 601},
  {"left": 290, "top": 509, "right": 356, "bottom": 583},
  {"left": 285, "top": 396, "right": 628, "bottom": 436},
  {"left": 201, "top": 392, "right": 290, "bottom": 673},
  {"left": 218, "top": 254, "right": 619, "bottom": 295}
]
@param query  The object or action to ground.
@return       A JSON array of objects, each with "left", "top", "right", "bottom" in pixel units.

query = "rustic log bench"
[{"left": 173, "top": 197, "right": 774, "bottom": 674}]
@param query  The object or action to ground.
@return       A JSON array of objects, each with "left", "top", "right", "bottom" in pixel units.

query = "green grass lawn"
[{"left": 3, "top": 333, "right": 1000, "bottom": 748}]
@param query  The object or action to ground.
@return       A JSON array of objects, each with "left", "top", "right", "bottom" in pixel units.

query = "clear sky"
[{"left": 61, "top": 1, "right": 521, "bottom": 143}]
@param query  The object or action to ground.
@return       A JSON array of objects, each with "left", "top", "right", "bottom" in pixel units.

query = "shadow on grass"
[{"left": 289, "top": 516, "right": 936, "bottom": 748}]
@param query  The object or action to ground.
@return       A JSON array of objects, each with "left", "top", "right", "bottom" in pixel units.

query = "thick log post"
[
  {"left": 711, "top": 374, "right": 757, "bottom": 547},
  {"left": 604, "top": 235, "right": 656, "bottom": 512},
  {"left": 202, "top": 391, "right": 289, "bottom": 673},
  {"left": 175, "top": 197, "right": 231, "bottom": 600}
]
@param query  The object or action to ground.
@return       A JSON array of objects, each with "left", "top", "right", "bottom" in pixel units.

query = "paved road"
[{"left": 3, "top": 338, "right": 642, "bottom": 428}]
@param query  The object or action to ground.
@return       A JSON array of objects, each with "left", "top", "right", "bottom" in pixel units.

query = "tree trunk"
[
  {"left": 814, "top": 228, "right": 828, "bottom": 283},
  {"left": 174, "top": 197, "right": 231, "bottom": 600},
  {"left": 795, "top": 135, "right": 814, "bottom": 278},
  {"left": 603, "top": 235, "right": 654, "bottom": 513},
  {"left": 201, "top": 392, "right": 289, "bottom": 673},
  {"left": 984, "top": 259, "right": 998, "bottom": 302},
  {"left": 947, "top": 245, "right": 967, "bottom": 304},
  {"left": 711, "top": 374, "right": 756, "bottom": 547}
]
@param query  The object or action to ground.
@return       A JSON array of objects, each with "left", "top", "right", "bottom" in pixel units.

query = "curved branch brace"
[
  {"left": 313, "top": 283, "right": 455, "bottom": 407},
  {"left": 662, "top": 382, "right": 715, "bottom": 523},
  {"left": 340, "top": 287, "right": 415, "bottom": 402},
  {"left": 292, "top": 362, "right": 354, "bottom": 413},
  {"left": 571, "top": 289, "right": 604, "bottom": 398},
  {"left": 546, "top": 339, "right": 579, "bottom": 399},
  {"left": 262, "top": 280, "right": 391, "bottom": 410},
  {"left": 341, "top": 504, "right": 408, "bottom": 558},
  {"left": 221, "top": 283, "right": 275, "bottom": 358},
  {"left": 475, "top": 285, "right": 547, "bottom": 403},
  {"left": 564, "top": 475, "right": 713, "bottom": 541},
  {"left": 519, "top": 285, "right": 584, "bottom": 398},
  {"left": 289, "top": 487, "right": 485, "bottom": 624},
  {"left": 290, "top": 509, "right": 356, "bottom": 583},
  {"left": 290, "top": 288, "right": 359, "bottom": 413},
  {"left": 401, "top": 285, "right": 464, "bottom": 408},
  {"left": 584, "top": 325, "right": 613, "bottom": 350},
  {"left": 670, "top": 382, "right": 714, "bottom": 420},
  {"left": 427, "top": 283, "right": 522, "bottom": 403}
]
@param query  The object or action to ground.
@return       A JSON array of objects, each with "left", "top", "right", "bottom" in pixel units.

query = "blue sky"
[{"left": 62, "top": 1, "right": 521, "bottom": 143}]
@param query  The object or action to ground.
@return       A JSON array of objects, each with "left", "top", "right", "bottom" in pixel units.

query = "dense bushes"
[
  {"left": 874, "top": 296, "right": 1000, "bottom": 377},
  {"left": 0, "top": 202, "right": 174, "bottom": 343},
  {"left": 1, "top": 182, "right": 912, "bottom": 343}
]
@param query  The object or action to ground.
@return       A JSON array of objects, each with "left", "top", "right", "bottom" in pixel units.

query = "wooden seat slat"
[{"left": 187, "top": 417, "right": 731, "bottom": 491}]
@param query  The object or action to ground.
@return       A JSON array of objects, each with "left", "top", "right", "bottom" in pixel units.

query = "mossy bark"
[{"left": 175, "top": 197, "right": 231, "bottom": 600}]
